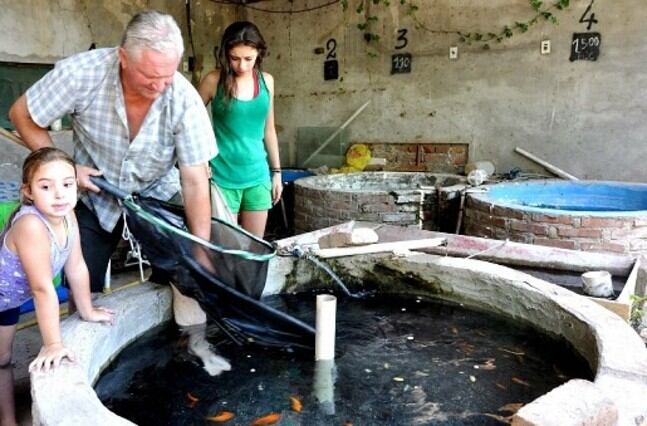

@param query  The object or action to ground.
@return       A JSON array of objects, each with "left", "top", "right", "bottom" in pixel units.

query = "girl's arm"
[
  {"left": 262, "top": 72, "right": 283, "bottom": 205},
  {"left": 63, "top": 213, "right": 114, "bottom": 324},
  {"left": 197, "top": 70, "right": 221, "bottom": 105},
  {"left": 12, "top": 215, "right": 72, "bottom": 371}
]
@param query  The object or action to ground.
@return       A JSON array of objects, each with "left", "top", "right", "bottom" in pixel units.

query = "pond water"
[
  {"left": 474, "top": 180, "right": 647, "bottom": 213},
  {"left": 96, "top": 293, "right": 592, "bottom": 425}
]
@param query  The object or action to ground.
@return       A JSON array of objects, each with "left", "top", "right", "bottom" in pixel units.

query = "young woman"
[
  {"left": 0, "top": 147, "right": 113, "bottom": 425},
  {"left": 198, "top": 21, "right": 282, "bottom": 238}
]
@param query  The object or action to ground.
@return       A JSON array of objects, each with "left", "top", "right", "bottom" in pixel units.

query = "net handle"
[{"left": 89, "top": 176, "right": 130, "bottom": 200}]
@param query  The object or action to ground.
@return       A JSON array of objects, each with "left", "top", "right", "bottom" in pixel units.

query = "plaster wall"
[
  {"left": 0, "top": 0, "right": 233, "bottom": 65},
  {"left": 1, "top": 1, "right": 645, "bottom": 182},
  {"left": 237, "top": 0, "right": 647, "bottom": 181}
]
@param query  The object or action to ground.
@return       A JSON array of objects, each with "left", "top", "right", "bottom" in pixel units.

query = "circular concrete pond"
[{"left": 29, "top": 252, "right": 647, "bottom": 425}]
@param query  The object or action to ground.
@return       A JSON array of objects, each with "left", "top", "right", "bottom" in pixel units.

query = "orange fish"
[
  {"left": 205, "top": 411, "right": 235, "bottom": 423},
  {"left": 250, "top": 412, "right": 281, "bottom": 425},
  {"left": 186, "top": 392, "right": 199, "bottom": 408},
  {"left": 289, "top": 396, "right": 303, "bottom": 412}
]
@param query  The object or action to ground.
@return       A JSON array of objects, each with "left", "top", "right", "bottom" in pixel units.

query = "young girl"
[
  {"left": 0, "top": 147, "right": 114, "bottom": 425},
  {"left": 198, "top": 21, "right": 282, "bottom": 237}
]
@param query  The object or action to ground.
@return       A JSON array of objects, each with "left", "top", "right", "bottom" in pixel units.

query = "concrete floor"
[{"left": 13, "top": 267, "right": 147, "bottom": 425}]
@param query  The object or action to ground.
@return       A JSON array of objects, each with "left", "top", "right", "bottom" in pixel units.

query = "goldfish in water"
[
  {"left": 289, "top": 396, "right": 303, "bottom": 412},
  {"left": 250, "top": 412, "right": 281, "bottom": 425},
  {"left": 205, "top": 411, "right": 235, "bottom": 423}
]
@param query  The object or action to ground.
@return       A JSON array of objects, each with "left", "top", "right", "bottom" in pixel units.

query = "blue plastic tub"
[{"left": 282, "top": 169, "right": 313, "bottom": 184}]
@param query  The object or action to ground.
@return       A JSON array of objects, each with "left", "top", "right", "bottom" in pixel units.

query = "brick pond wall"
[
  {"left": 294, "top": 172, "right": 467, "bottom": 233},
  {"left": 464, "top": 196, "right": 647, "bottom": 255}
]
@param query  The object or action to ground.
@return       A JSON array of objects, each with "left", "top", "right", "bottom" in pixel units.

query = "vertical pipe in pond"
[{"left": 315, "top": 294, "right": 337, "bottom": 360}]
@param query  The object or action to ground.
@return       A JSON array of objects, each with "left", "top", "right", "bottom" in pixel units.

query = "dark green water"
[{"left": 95, "top": 293, "right": 592, "bottom": 425}]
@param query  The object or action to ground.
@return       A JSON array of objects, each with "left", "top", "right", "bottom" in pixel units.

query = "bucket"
[{"left": 581, "top": 270, "right": 614, "bottom": 298}]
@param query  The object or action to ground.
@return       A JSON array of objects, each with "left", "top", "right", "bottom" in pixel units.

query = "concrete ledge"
[
  {"left": 31, "top": 244, "right": 647, "bottom": 425},
  {"left": 512, "top": 379, "right": 618, "bottom": 426},
  {"left": 31, "top": 282, "right": 172, "bottom": 425}
]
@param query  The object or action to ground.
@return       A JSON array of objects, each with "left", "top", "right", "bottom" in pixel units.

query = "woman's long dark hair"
[
  {"left": 217, "top": 21, "right": 267, "bottom": 101},
  {"left": 0, "top": 147, "right": 76, "bottom": 240}
]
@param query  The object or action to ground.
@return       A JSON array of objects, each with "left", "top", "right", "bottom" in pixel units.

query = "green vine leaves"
[{"left": 343, "top": 0, "right": 571, "bottom": 51}]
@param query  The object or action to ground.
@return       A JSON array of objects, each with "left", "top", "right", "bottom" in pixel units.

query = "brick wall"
[
  {"left": 294, "top": 173, "right": 466, "bottom": 234},
  {"left": 464, "top": 197, "right": 647, "bottom": 255},
  {"left": 365, "top": 143, "right": 468, "bottom": 174}
]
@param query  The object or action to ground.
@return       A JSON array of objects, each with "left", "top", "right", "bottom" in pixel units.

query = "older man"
[{"left": 9, "top": 11, "right": 215, "bottom": 301}]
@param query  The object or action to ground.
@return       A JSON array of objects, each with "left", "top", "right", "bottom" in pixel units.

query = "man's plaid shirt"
[{"left": 26, "top": 47, "right": 217, "bottom": 231}]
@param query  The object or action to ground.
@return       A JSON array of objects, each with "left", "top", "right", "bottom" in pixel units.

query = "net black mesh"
[
  {"left": 94, "top": 183, "right": 315, "bottom": 352},
  {"left": 177, "top": 256, "right": 315, "bottom": 350},
  {"left": 125, "top": 197, "right": 272, "bottom": 299}
]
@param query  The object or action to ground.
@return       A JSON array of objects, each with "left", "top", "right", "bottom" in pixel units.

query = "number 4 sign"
[{"left": 579, "top": 0, "right": 599, "bottom": 30}]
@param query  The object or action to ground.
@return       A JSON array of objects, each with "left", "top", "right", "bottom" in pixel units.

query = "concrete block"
[
  {"left": 512, "top": 379, "right": 618, "bottom": 426},
  {"left": 318, "top": 228, "right": 379, "bottom": 249}
]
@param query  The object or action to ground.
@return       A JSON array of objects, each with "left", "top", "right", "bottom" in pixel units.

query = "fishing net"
[{"left": 93, "top": 178, "right": 315, "bottom": 351}]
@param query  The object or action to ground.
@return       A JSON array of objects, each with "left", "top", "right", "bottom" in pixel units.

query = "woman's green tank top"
[{"left": 209, "top": 71, "right": 270, "bottom": 188}]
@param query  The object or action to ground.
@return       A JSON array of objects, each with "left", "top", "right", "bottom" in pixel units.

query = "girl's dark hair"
[
  {"left": 0, "top": 147, "right": 76, "bottom": 238},
  {"left": 217, "top": 21, "right": 267, "bottom": 100}
]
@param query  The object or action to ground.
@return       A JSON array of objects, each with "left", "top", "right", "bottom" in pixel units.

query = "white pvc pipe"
[
  {"left": 313, "top": 359, "right": 336, "bottom": 415},
  {"left": 315, "top": 294, "right": 337, "bottom": 360},
  {"left": 514, "top": 147, "right": 579, "bottom": 181}
]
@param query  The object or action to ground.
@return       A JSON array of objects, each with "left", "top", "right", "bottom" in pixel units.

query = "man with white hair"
[{"left": 10, "top": 10, "right": 215, "bottom": 300}]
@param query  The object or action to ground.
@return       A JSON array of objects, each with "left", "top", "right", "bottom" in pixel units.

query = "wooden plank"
[{"left": 313, "top": 238, "right": 446, "bottom": 259}]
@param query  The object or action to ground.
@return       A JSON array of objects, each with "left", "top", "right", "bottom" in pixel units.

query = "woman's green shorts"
[{"left": 216, "top": 182, "right": 272, "bottom": 214}]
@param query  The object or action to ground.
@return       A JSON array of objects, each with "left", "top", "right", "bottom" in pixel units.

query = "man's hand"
[{"left": 76, "top": 165, "right": 103, "bottom": 193}]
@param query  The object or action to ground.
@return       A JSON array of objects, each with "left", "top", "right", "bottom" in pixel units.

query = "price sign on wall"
[
  {"left": 391, "top": 28, "right": 412, "bottom": 74},
  {"left": 569, "top": 32, "right": 601, "bottom": 62},
  {"left": 324, "top": 38, "right": 339, "bottom": 80},
  {"left": 391, "top": 53, "right": 412, "bottom": 74}
]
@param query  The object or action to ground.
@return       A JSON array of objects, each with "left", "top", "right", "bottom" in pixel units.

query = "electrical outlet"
[
  {"left": 182, "top": 60, "right": 189, "bottom": 73},
  {"left": 541, "top": 40, "right": 551, "bottom": 55},
  {"left": 449, "top": 46, "right": 458, "bottom": 60}
]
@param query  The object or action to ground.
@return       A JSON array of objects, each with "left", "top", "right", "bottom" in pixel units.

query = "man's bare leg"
[
  {"left": 171, "top": 285, "right": 230, "bottom": 376},
  {"left": 171, "top": 284, "right": 206, "bottom": 327}
]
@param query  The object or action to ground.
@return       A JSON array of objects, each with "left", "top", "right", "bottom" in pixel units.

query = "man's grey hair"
[{"left": 121, "top": 10, "right": 184, "bottom": 59}]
